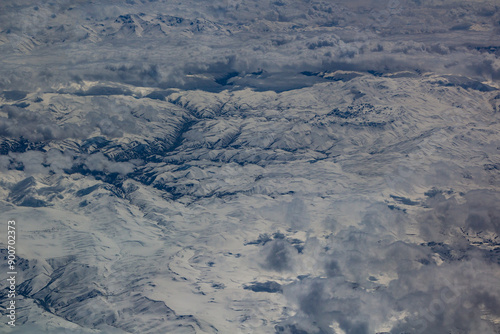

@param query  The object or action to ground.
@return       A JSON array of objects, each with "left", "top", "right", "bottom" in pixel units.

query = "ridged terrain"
[{"left": 0, "top": 1, "right": 499, "bottom": 333}]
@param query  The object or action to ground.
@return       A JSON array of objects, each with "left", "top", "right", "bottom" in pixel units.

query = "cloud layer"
[{"left": 0, "top": 1, "right": 499, "bottom": 333}]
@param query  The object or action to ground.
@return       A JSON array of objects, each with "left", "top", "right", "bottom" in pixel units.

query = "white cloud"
[{"left": 83, "top": 152, "right": 134, "bottom": 175}]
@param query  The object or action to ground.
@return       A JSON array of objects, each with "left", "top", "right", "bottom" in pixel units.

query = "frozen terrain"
[{"left": 0, "top": 1, "right": 500, "bottom": 333}]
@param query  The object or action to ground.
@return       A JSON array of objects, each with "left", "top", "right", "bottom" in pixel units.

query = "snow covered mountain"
[{"left": 0, "top": 1, "right": 500, "bottom": 333}]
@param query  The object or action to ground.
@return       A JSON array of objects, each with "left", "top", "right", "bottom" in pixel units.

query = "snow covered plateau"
[{"left": 0, "top": 0, "right": 500, "bottom": 333}]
